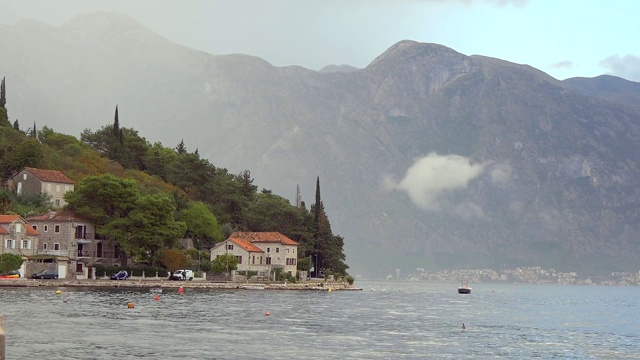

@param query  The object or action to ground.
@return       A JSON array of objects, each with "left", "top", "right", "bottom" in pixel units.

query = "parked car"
[
  {"left": 170, "top": 269, "right": 194, "bottom": 281},
  {"left": 32, "top": 270, "right": 58, "bottom": 279},
  {"left": 110, "top": 270, "right": 129, "bottom": 280}
]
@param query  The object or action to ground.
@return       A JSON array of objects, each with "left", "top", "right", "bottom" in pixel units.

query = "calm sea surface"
[{"left": 1, "top": 281, "right": 639, "bottom": 359}]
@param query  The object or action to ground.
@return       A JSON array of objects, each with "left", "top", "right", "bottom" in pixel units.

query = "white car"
[{"left": 170, "top": 269, "right": 194, "bottom": 281}]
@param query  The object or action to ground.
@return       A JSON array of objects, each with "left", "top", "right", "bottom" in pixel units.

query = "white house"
[
  {"left": 210, "top": 232, "right": 299, "bottom": 278},
  {"left": 12, "top": 167, "right": 75, "bottom": 208}
]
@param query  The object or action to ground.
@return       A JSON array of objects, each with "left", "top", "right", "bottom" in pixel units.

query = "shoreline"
[{"left": 0, "top": 278, "right": 362, "bottom": 291}]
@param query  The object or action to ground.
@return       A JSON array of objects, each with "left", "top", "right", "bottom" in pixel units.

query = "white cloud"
[
  {"left": 387, "top": 153, "right": 485, "bottom": 210},
  {"left": 600, "top": 54, "right": 640, "bottom": 82},
  {"left": 549, "top": 60, "right": 573, "bottom": 69}
]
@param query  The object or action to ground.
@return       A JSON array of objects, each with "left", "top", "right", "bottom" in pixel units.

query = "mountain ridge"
[{"left": 1, "top": 13, "right": 639, "bottom": 276}]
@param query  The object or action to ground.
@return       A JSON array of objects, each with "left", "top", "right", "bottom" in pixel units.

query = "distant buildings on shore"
[{"left": 388, "top": 266, "right": 640, "bottom": 286}]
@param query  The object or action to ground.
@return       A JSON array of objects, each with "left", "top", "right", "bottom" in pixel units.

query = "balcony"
[{"left": 36, "top": 249, "right": 69, "bottom": 257}]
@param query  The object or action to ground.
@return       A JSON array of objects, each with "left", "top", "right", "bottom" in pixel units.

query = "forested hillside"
[{"left": 0, "top": 78, "right": 349, "bottom": 276}]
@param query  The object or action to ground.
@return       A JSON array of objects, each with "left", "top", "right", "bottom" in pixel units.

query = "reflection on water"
[{"left": 1, "top": 282, "right": 639, "bottom": 359}]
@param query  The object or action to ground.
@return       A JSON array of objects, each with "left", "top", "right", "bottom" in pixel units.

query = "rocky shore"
[{"left": 0, "top": 278, "right": 362, "bottom": 291}]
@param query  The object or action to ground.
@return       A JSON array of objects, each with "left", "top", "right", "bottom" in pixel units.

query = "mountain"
[
  {"left": 2, "top": 14, "right": 640, "bottom": 277},
  {"left": 318, "top": 64, "right": 360, "bottom": 74},
  {"left": 564, "top": 75, "right": 640, "bottom": 112}
]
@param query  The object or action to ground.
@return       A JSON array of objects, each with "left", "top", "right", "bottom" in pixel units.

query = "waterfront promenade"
[{"left": 0, "top": 278, "right": 361, "bottom": 291}]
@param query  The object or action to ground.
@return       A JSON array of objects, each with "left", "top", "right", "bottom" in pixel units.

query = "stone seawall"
[{"left": 0, "top": 278, "right": 361, "bottom": 291}]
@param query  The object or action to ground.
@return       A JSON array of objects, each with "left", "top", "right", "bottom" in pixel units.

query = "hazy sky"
[{"left": 1, "top": 0, "right": 639, "bottom": 81}]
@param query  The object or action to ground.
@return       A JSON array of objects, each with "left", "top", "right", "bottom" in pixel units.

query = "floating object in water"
[
  {"left": 154, "top": 294, "right": 160, "bottom": 301},
  {"left": 127, "top": 302, "right": 135, "bottom": 309},
  {"left": 328, "top": 288, "right": 332, "bottom": 292},
  {"left": 55, "top": 290, "right": 62, "bottom": 295},
  {"left": 462, "top": 323, "right": 466, "bottom": 331},
  {"left": 178, "top": 286, "right": 184, "bottom": 294},
  {"left": 265, "top": 312, "right": 270, "bottom": 316}
]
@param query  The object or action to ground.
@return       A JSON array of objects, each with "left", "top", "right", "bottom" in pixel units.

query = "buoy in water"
[
  {"left": 328, "top": 288, "right": 332, "bottom": 292},
  {"left": 127, "top": 302, "right": 135, "bottom": 309},
  {"left": 154, "top": 294, "right": 160, "bottom": 301},
  {"left": 178, "top": 286, "right": 184, "bottom": 294},
  {"left": 265, "top": 312, "right": 270, "bottom": 316},
  {"left": 55, "top": 290, "right": 62, "bottom": 295}
]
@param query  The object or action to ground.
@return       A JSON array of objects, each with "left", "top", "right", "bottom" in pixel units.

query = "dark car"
[
  {"left": 32, "top": 270, "right": 58, "bottom": 279},
  {"left": 110, "top": 270, "right": 129, "bottom": 280}
]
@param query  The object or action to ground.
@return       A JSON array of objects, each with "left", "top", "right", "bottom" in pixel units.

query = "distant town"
[{"left": 380, "top": 267, "right": 640, "bottom": 286}]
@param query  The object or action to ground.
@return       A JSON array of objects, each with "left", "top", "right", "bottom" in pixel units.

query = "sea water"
[{"left": 1, "top": 281, "right": 638, "bottom": 359}]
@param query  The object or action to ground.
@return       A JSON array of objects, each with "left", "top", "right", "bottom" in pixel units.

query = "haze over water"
[{"left": 1, "top": 281, "right": 639, "bottom": 359}]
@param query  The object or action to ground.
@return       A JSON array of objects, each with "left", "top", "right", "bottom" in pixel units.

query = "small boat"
[
  {"left": 150, "top": 287, "right": 163, "bottom": 294},
  {"left": 458, "top": 280, "right": 471, "bottom": 294}
]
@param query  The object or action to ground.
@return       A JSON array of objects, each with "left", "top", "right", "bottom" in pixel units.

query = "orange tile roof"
[
  {"left": 229, "top": 232, "right": 299, "bottom": 246},
  {"left": 229, "top": 238, "right": 264, "bottom": 253},
  {"left": 27, "top": 210, "right": 83, "bottom": 222},
  {"left": 23, "top": 167, "right": 75, "bottom": 184},
  {"left": 0, "top": 214, "right": 40, "bottom": 235},
  {"left": 0, "top": 215, "right": 19, "bottom": 224}
]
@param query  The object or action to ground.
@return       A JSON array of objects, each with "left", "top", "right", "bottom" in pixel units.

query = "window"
[
  {"left": 276, "top": 248, "right": 279, "bottom": 253},
  {"left": 23, "top": 173, "right": 27, "bottom": 180},
  {"left": 55, "top": 199, "right": 60, "bottom": 207},
  {"left": 286, "top": 248, "right": 290, "bottom": 253},
  {"left": 43, "top": 243, "right": 48, "bottom": 250},
  {"left": 32, "top": 225, "right": 38, "bottom": 231},
  {"left": 65, "top": 185, "right": 71, "bottom": 193},
  {"left": 260, "top": 256, "right": 263, "bottom": 264},
  {"left": 54, "top": 225, "right": 60, "bottom": 233},
  {"left": 5, "top": 239, "right": 14, "bottom": 249},
  {"left": 47, "top": 183, "right": 52, "bottom": 192},
  {"left": 22, "top": 240, "right": 30, "bottom": 249},
  {"left": 15, "top": 223, "right": 22, "bottom": 233},
  {"left": 44, "top": 225, "right": 49, "bottom": 232},
  {"left": 235, "top": 255, "right": 242, "bottom": 264},
  {"left": 56, "top": 184, "right": 61, "bottom": 192},
  {"left": 54, "top": 243, "right": 60, "bottom": 251},
  {"left": 227, "top": 244, "right": 234, "bottom": 250},
  {"left": 266, "top": 257, "right": 272, "bottom": 265},
  {"left": 267, "top": 247, "right": 270, "bottom": 253}
]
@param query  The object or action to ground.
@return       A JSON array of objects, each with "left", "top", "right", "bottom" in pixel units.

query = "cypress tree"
[
  {"left": 113, "top": 105, "right": 120, "bottom": 139},
  {"left": 0, "top": 77, "right": 6, "bottom": 109},
  {"left": 13, "top": 119, "right": 19, "bottom": 131},
  {"left": 32, "top": 122, "right": 37, "bottom": 139}
]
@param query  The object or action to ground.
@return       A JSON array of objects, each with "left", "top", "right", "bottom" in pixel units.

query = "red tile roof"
[
  {"left": 23, "top": 167, "right": 75, "bottom": 184},
  {"left": 229, "top": 232, "right": 299, "bottom": 246},
  {"left": 27, "top": 210, "right": 83, "bottom": 222},
  {"left": 0, "top": 214, "right": 40, "bottom": 235},
  {"left": 229, "top": 238, "right": 264, "bottom": 253}
]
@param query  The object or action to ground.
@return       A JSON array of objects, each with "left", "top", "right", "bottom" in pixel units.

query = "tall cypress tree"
[
  {"left": 0, "top": 77, "right": 6, "bottom": 109},
  {"left": 113, "top": 105, "right": 120, "bottom": 136}
]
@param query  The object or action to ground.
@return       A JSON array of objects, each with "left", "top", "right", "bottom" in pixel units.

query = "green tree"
[
  {"left": 65, "top": 173, "right": 140, "bottom": 225},
  {"left": 176, "top": 201, "right": 223, "bottom": 249},
  {"left": 0, "top": 190, "right": 11, "bottom": 214},
  {"left": 101, "top": 194, "right": 187, "bottom": 265},
  {"left": 13, "top": 119, "right": 19, "bottom": 131},
  {"left": 0, "top": 253, "right": 23, "bottom": 273},
  {"left": 210, "top": 253, "right": 237, "bottom": 275}
]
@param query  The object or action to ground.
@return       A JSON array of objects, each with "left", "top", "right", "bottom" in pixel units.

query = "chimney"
[{"left": 48, "top": 211, "right": 56, "bottom": 219}]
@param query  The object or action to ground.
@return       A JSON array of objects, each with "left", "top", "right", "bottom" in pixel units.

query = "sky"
[{"left": 1, "top": 0, "right": 639, "bottom": 81}]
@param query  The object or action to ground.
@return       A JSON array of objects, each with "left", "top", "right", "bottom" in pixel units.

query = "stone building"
[
  {"left": 12, "top": 167, "right": 75, "bottom": 208},
  {"left": 210, "top": 232, "right": 299, "bottom": 279},
  {"left": 27, "top": 210, "right": 123, "bottom": 279}
]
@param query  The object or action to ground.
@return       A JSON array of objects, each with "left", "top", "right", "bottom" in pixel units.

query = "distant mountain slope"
[
  {"left": 1, "top": 14, "right": 640, "bottom": 277},
  {"left": 564, "top": 75, "right": 640, "bottom": 112},
  {"left": 318, "top": 64, "right": 360, "bottom": 73}
]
